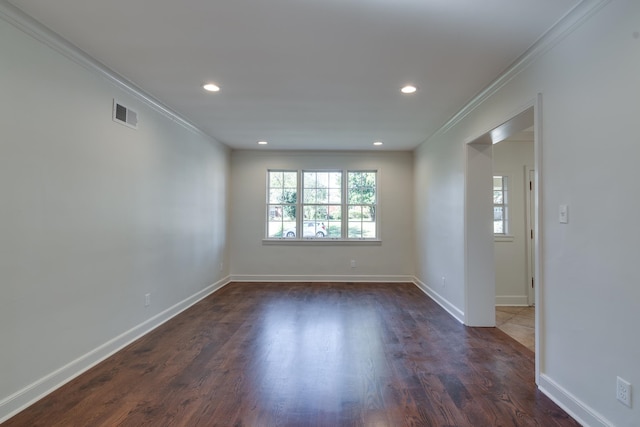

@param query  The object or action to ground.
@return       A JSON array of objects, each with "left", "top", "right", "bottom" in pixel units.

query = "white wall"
[
  {"left": 230, "top": 151, "right": 414, "bottom": 281},
  {"left": 0, "top": 16, "right": 230, "bottom": 421},
  {"left": 414, "top": 0, "right": 639, "bottom": 425},
  {"left": 493, "top": 137, "right": 534, "bottom": 305},
  {"left": 413, "top": 137, "right": 466, "bottom": 319}
]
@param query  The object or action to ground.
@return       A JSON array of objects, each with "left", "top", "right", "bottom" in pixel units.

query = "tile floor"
[{"left": 496, "top": 306, "right": 535, "bottom": 352}]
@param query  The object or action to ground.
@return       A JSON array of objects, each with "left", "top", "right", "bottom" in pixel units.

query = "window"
[
  {"left": 267, "top": 171, "right": 297, "bottom": 238},
  {"left": 266, "top": 170, "right": 378, "bottom": 240},
  {"left": 303, "top": 171, "right": 342, "bottom": 238},
  {"left": 347, "top": 171, "right": 377, "bottom": 238},
  {"left": 493, "top": 175, "right": 508, "bottom": 234}
]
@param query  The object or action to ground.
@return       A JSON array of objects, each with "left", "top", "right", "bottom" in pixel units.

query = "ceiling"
[{"left": 7, "top": 0, "right": 579, "bottom": 151}]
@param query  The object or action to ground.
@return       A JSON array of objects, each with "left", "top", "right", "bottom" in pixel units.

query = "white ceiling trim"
[
  {"left": 430, "top": 0, "right": 610, "bottom": 141},
  {"left": 0, "top": 0, "right": 216, "bottom": 142}
]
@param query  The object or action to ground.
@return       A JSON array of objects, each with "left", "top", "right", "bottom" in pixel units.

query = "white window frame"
[{"left": 265, "top": 169, "right": 380, "bottom": 244}]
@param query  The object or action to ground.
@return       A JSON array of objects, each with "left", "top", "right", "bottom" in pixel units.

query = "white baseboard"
[
  {"left": 230, "top": 274, "right": 414, "bottom": 283},
  {"left": 412, "top": 277, "right": 465, "bottom": 324},
  {"left": 0, "top": 276, "right": 231, "bottom": 424},
  {"left": 538, "top": 374, "right": 612, "bottom": 427},
  {"left": 495, "top": 295, "right": 529, "bottom": 306}
]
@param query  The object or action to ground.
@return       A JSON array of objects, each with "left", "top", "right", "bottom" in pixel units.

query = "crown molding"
[
  {"left": 427, "top": 0, "right": 611, "bottom": 141},
  {"left": 0, "top": 0, "right": 216, "bottom": 142}
]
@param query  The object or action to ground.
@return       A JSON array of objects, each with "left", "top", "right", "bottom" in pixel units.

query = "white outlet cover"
[{"left": 617, "top": 376, "right": 632, "bottom": 407}]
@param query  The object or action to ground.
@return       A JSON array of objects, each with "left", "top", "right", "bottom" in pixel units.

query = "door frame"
[{"left": 464, "top": 94, "right": 542, "bottom": 383}]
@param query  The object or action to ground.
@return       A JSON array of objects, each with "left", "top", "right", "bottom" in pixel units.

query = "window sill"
[
  {"left": 494, "top": 235, "right": 515, "bottom": 242},
  {"left": 263, "top": 238, "right": 382, "bottom": 246}
]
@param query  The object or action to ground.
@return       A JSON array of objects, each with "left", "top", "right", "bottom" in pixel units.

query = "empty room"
[{"left": 0, "top": 0, "right": 638, "bottom": 426}]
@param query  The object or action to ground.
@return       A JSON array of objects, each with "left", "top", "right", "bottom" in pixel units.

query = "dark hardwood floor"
[{"left": 3, "top": 282, "right": 578, "bottom": 426}]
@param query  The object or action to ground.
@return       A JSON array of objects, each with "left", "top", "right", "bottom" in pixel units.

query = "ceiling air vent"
[{"left": 112, "top": 99, "right": 138, "bottom": 129}]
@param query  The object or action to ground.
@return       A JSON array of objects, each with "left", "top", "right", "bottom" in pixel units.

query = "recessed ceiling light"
[
  {"left": 400, "top": 85, "right": 417, "bottom": 94},
  {"left": 203, "top": 83, "right": 220, "bottom": 92},
  {"left": 373, "top": 141, "right": 383, "bottom": 146},
  {"left": 257, "top": 140, "right": 268, "bottom": 145}
]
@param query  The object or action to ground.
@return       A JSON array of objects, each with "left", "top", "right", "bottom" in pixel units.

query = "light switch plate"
[{"left": 559, "top": 204, "right": 568, "bottom": 223}]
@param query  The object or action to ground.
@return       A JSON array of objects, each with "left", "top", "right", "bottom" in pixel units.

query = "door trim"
[{"left": 464, "top": 94, "right": 542, "bottom": 384}]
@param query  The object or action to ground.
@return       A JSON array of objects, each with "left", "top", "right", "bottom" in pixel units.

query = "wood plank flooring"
[{"left": 2, "top": 282, "right": 578, "bottom": 427}]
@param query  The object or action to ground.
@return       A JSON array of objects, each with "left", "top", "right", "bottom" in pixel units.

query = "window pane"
[
  {"left": 328, "top": 188, "right": 341, "bottom": 203},
  {"left": 348, "top": 205, "right": 362, "bottom": 220},
  {"left": 330, "top": 172, "right": 342, "bottom": 188},
  {"left": 348, "top": 222, "right": 363, "bottom": 238},
  {"left": 304, "top": 206, "right": 317, "bottom": 221},
  {"left": 362, "top": 221, "right": 376, "bottom": 238},
  {"left": 270, "top": 171, "right": 283, "bottom": 187},
  {"left": 328, "top": 205, "right": 341, "bottom": 220},
  {"left": 268, "top": 170, "right": 298, "bottom": 238},
  {"left": 348, "top": 172, "right": 376, "bottom": 204},
  {"left": 326, "top": 221, "right": 341, "bottom": 237},
  {"left": 268, "top": 219, "right": 297, "bottom": 238},
  {"left": 283, "top": 189, "right": 296, "bottom": 203},
  {"left": 493, "top": 191, "right": 503, "bottom": 204},
  {"left": 315, "top": 206, "right": 328, "bottom": 220},
  {"left": 307, "top": 206, "right": 327, "bottom": 221},
  {"left": 268, "top": 205, "right": 281, "bottom": 220},
  {"left": 283, "top": 172, "right": 297, "bottom": 188},
  {"left": 303, "top": 172, "right": 316, "bottom": 188},
  {"left": 269, "top": 189, "right": 282, "bottom": 204},
  {"left": 267, "top": 221, "right": 283, "bottom": 238},
  {"left": 317, "top": 172, "right": 329, "bottom": 188},
  {"left": 282, "top": 221, "right": 297, "bottom": 238},
  {"left": 347, "top": 219, "right": 375, "bottom": 238},
  {"left": 303, "top": 189, "right": 317, "bottom": 204},
  {"left": 493, "top": 176, "right": 503, "bottom": 190},
  {"left": 317, "top": 187, "right": 329, "bottom": 204}
]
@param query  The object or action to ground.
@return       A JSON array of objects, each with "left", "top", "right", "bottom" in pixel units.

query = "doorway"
[
  {"left": 493, "top": 128, "right": 535, "bottom": 351},
  {"left": 464, "top": 97, "right": 541, "bottom": 381}
]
